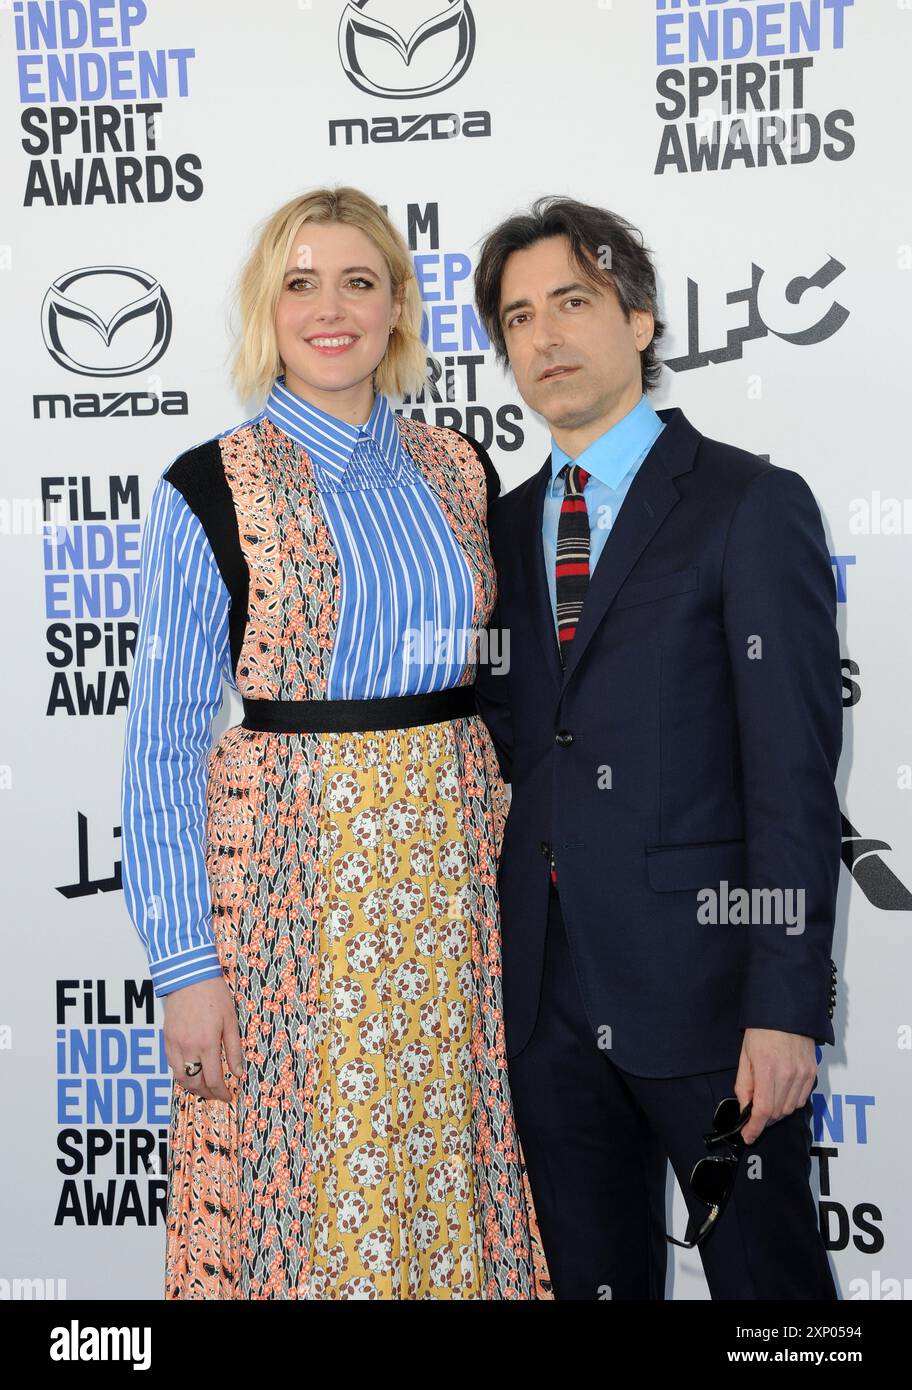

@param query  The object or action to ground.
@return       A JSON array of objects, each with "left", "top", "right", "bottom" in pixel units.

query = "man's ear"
[{"left": 634, "top": 308, "right": 655, "bottom": 351}]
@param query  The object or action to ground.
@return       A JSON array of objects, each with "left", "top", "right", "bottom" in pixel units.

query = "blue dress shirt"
[{"left": 542, "top": 393, "right": 666, "bottom": 635}]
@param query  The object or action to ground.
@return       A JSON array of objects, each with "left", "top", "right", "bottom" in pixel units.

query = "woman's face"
[{"left": 274, "top": 220, "right": 402, "bottom": 414}]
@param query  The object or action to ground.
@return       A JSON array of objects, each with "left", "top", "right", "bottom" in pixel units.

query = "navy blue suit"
[{"left": 473, "top": 406, "right": 841, "bottom": 1298}]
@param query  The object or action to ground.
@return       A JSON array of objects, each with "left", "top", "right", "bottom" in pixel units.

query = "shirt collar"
[
  {"left": 264, "top": 374, "right": 402, "bottom": 484},
  {"left": 550, "top": 393, "right": 664, "bottom": 491}
]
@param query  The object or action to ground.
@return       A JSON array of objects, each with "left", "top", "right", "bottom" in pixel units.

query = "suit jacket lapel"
[
  {"left": 518, "top": 457, "right": 563, "bottom": 692},
  {"left": 559, "top": 408, "right": 701, "bottom": 690}
]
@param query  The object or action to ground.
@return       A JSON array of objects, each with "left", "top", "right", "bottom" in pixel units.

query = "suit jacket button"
[
  {"left": 555, "top": 729, "right": 574, "bottom": 747},
  {"left": 540, "top": 841, "right": 551, "bottom": 858}
]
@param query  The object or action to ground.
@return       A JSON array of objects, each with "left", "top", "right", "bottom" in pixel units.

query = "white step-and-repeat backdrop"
[{"left": 1, "top": 0, "right": 909, "bottom": 1300}]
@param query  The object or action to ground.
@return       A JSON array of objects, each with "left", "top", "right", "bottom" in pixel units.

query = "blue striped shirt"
[
  {"left": 120, "top": 476, "right": 233, "bottom": 995},
  {"left": 121, "top": 383, "right": 475, "bottom": 996},
  {"left": 264, "top": 377, "right": 474, "bottom": 697}
]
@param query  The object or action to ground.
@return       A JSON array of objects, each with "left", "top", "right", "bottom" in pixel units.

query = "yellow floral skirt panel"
[{"left": 309, "top": 724, "right": 478, "bottom": 1297}]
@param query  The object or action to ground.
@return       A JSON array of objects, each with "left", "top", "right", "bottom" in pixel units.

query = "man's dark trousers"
[{"left": 507, "top": 879, "right": 837, "bottom": 1301}]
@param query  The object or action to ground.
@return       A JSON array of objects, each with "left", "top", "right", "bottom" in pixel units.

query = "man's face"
[{"left": 497, "top": 233, "right": 654, "bottom": 433}]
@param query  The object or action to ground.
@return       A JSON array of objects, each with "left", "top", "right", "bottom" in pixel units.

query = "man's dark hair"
[{"left": 474, "top": 195, "right": 666, "bottom": 393}]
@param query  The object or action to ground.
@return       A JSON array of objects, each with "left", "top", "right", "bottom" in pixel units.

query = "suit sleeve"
[
  {"left": 120, "top": 474, "right": 230, "bottom": 997},
  {"left": 721, "top": 466, "right": 842, "bottom": 1044}
]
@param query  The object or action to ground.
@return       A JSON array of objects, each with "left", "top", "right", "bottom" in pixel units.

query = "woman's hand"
[{"left": 162, "top": 977, "right": 244, "bottom": 1102}]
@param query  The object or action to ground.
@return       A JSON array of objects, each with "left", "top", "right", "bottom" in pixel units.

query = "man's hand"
[{"left": 734, "top": 1027, "right": 817, "bottom": 1144}]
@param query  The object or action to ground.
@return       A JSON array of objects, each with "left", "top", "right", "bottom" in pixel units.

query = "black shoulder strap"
[{"left": 165, "top": 437, "right": 248, "bottom": 675}]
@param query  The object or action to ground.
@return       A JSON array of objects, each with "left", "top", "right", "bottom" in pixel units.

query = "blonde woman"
[{"left": 121, "top": 186, "right": 550, "bottom": 1299}]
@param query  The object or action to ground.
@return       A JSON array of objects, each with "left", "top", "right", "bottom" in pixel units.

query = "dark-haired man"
[{"left": 473, "top": 197, "right": 841, "bottom": 1300}]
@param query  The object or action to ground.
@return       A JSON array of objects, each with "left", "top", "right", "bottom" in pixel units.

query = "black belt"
[{"left": 241, "top": 684, "right": 478, "bottom": 734}]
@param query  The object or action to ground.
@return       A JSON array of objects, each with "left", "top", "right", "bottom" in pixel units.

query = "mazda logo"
[
  {"left": 41, "top": 265, "right": 172, "bottom": 377},
  {"left": 338, "top": 0, "right": 476, "bottom": 99}
]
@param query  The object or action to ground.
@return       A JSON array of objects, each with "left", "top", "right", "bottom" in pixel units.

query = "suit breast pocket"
[{"left": 613, "top": 565, "right": 699, "bottom": 610}]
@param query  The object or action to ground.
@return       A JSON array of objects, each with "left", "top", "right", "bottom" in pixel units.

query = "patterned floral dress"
[{"left": 121, "top": 377, "right": 551, "bottom": 1299}]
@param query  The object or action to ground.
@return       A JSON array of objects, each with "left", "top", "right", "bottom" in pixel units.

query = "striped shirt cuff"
[{"left": 148, "top": 944, "right": 225, "bottom": 997}]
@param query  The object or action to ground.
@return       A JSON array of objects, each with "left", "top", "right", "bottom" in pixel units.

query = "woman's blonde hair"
[{"left": 230, "top": 185, "right": 428, "bottom": 404}]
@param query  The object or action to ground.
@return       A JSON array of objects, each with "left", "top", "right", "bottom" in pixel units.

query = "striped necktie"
[
  {"left": 555, "top": 462, "right": 591, "bottom": 666},
  {"left": 551, "top": 462, "right": 591, "bottom": 890}
]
